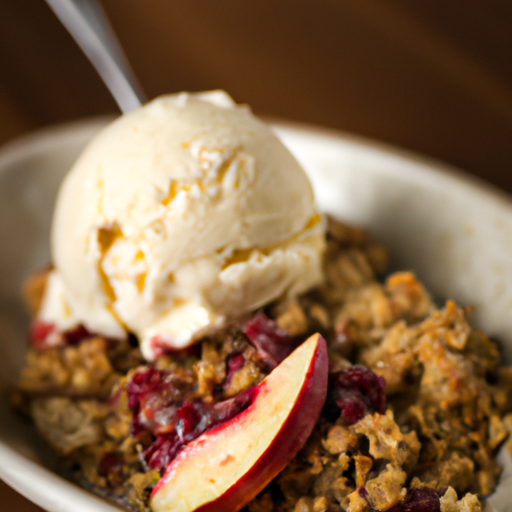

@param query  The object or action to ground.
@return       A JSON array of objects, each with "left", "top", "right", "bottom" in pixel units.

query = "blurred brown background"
[
  {"left": 1, "top": 0, "right": 512, "bottom": 509},
  {"left": 1, "top": 1, "right": 512, "bottom": 191}
]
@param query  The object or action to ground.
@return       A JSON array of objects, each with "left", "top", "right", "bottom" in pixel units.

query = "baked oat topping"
[{"left": 15, "top": 217, "right": 512, "bottom": 512}]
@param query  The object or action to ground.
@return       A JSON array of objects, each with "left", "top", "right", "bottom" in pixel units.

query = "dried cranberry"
[
  {"left": 149, "top": 336, "right": 169, "bottom": 359},
  {"left": 126, "top": 367, "right": 164, "bottom": 411},
  {"left": 64, "top": 324, "right": 94, "bottom": 345},
  {"left": 29, "top": 321, "right": 94, "bottom": 349},
  {"left": 29, "top": 320, "right": 55, "bottom": 348},
  {"left": 149, "top": 335, "right": 201, "bottom": 359},
  {"left": 224, "top": 353, "right": 245, "bottom": 386},
  {"left": 127, "top": 367, "right": 198, "bottom": 436},
  {"left": 130, "top": 412, "right": 145, "bottom": 437},
  {"left": 98, "top": 452, "right": 122, "bottom": 477},
  {"left": 212, "top": 386, "right": 256, "bottom": 423},
  {"left": 243, "top": 311, "right": 295, "bottom": 369},
  {"left": 143, "top": 434, "right": 183, "bottom": 471},
  {"left": 328, "top": 366, "right": 386, "bottom": 425},
  {"left": 174, "top": 401, "right": 211, "bottom": 443},
  {"left": 388, "top": 488, "right": 440, "bottom": 512}
]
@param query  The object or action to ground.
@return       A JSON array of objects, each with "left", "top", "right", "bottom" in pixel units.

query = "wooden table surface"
[{"left": 1, "top": 1, "right": 512, "bottom": 510}]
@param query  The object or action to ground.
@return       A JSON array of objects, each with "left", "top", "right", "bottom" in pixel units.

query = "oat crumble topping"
[{"left": 14, "top": 217, "right": 512, "bottom": 512}]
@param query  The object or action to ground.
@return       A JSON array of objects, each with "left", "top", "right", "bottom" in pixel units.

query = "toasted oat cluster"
[{"left": 15, "top": 217, "right": 512, "bottom": 512}]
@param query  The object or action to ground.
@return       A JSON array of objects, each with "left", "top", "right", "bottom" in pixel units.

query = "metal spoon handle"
[{"left": 45, "top": 0, "right": 147, "bottom": 112}]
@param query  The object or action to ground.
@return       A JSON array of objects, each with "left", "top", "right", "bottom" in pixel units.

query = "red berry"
[
  {"left": 329, "top": 366, "right": 386, "bottom": 425},
  {"left": 243, "top": 311, "right": 295, "bottom": 369}
]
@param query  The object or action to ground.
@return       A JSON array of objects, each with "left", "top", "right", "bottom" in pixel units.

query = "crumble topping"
[{"left": 15, "top": 216, "right": 512, "bottom": 512}]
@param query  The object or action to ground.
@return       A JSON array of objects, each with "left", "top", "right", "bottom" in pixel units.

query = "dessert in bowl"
[{"left": 0, "top": 92, "right": 511, "bottom": 512}]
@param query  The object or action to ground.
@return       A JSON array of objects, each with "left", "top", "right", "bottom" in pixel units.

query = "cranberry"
[
  {"left": 64, "top": 324, "right": 94, "bottom": 345},
  {"left": 29, "top": 321, "right": 94, "bottom": 349},
  {"left": 328, "top": 366, "right": 386, "bottom": 425},
  {"left": 174, "top": 401, "right": 211, "bottom": 443},
  {"left": 126, "top": 367, "right": 164, "bottom": 411},
  {"left": 128, "top": 369, "right": 185, "bottom": 435},
  {"left": 149, "top": 336, "right": 169, "bottom": 359},
  {"left": 243, "top": 311, "right": 295, "bottom": 369},
  {"left": 98, "top": 452, "right": 122, "bottom": 476},
  {"left": 29, "top": 319, "right": 55, "bottom": 348},
  {"left": 212, "top": 386, "right": 256, "bottom": 423},
  {"left": 143, "top": 434, "right": 183, "bottom": 471},
  {"left": 224, "top": 353, "right": 245, "bottom": 386},
  {"left": 130, "top": 412, "right": 145, "bottom": 438},
  {"left": 388, "top": 488, "right": 440, "bottom": 512},
  {"left": 133, "top": 373, "right": 196, "bottom": 434},
  {"left": 172, "top": 389, "right": 256, "bottom": 445},
  {"left": 149, "top": 335, "right": 201, "bottom": 359}
]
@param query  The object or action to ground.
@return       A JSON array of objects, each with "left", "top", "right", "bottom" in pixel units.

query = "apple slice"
[{"left": 150, "top": 332, "right": 328, "bottom": 512}]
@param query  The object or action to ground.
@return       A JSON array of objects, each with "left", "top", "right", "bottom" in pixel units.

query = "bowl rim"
[{"left": 270, "top": 117, "right": 512, "bottom": 209}]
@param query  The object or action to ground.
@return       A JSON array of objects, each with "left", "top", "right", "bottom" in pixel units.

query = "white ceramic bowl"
[{"left": 0, "top": 118, "right": 510, "bottom": 511}]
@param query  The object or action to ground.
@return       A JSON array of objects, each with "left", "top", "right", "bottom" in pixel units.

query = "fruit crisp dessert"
[{"left": 13, "top": 92, "right": 512, "bottom": 512}]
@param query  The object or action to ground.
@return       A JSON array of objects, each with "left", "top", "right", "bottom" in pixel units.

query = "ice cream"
[{"left": 38, "top": 91, "right": 325, "bottom": 360}]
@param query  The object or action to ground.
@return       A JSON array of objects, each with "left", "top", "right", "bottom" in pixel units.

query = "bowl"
[{"left": 0, "top": 118, "right": 510, "bottom": 511}]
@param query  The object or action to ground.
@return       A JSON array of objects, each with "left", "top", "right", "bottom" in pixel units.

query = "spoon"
[{"left": 45, "top": 0, "right": 147, "bottom": 113}]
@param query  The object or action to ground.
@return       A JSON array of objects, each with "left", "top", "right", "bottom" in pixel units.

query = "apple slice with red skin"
[{"left": 150, "top": 332, "right": 328, "bottom": 512}]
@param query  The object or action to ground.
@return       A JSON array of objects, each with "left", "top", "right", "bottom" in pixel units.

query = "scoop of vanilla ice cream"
[{"left": 39, "top": 91, "right": 325, "bottom": 360}]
